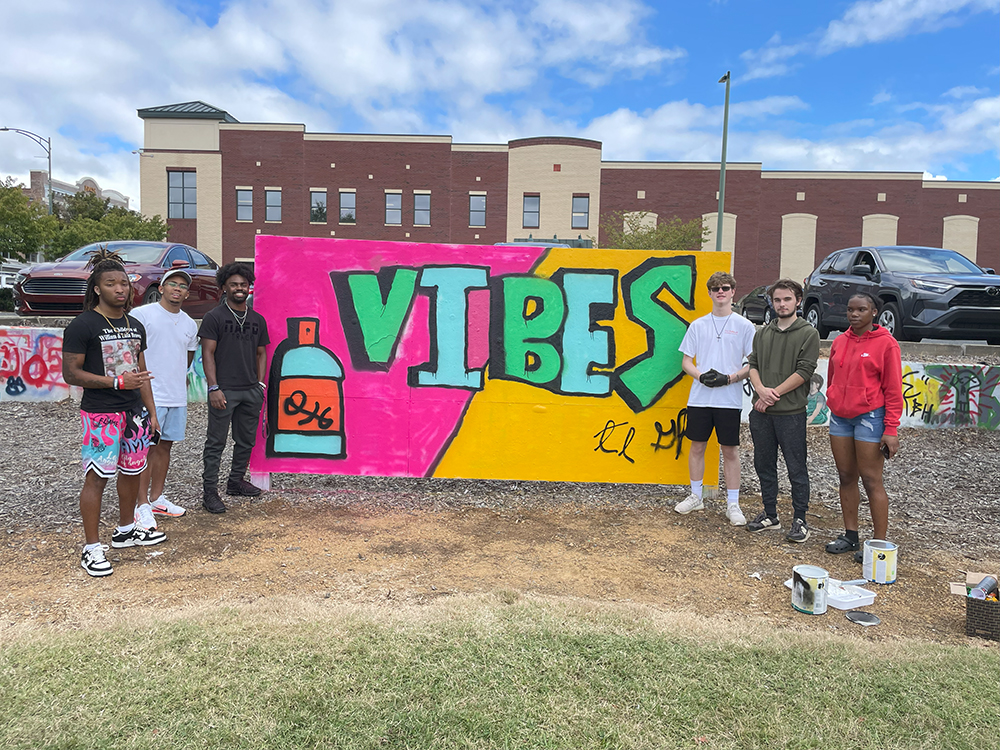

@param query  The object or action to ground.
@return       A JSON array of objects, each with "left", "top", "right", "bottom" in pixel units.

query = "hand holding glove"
[{"left": 698, "top": 369, "right": 730, "bottom": 388}]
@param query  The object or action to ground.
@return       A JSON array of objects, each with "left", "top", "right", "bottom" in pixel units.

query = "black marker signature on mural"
[
  {"left": 283, "top": 390, "right": 335, "bottom": 430},
  {"left": 651, "top": 408, "right": 688, "bottom": 460},
  {"left": 593, "top": 420, "right": 636, "bottom": 463}
]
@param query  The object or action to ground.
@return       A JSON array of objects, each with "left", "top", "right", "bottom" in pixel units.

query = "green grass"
[{"left": 0, "top": 595, "right": 995, "bottom": 750}]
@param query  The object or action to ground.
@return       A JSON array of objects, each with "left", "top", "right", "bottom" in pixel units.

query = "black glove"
[{"left": 698, "top": 369, "right": 730, "bottom": 388}]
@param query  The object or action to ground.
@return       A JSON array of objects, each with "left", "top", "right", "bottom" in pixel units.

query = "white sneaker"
[
  {"left": 150, "top": 495, "right": 186, "bottom": 517},
  {"left": 675, "top": 493, "right": 705, "bottom": 514},
  {"left": 134, "top": 502, "right": 157, "bottom": 530},
  {"left": 81, "top": 544, "right": 113, "bottom": 577},
  {"left": 726, "top": 505, "right": 747, "bottom": 526}
]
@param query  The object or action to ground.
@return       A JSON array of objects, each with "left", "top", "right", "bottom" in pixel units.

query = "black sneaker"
[
  {"left": 226, "top": 478, "right": 262, "bottom": 497},
  {"left": 203, "top": 488, "right": 227, "bottom": 514},
  {"left": 747, "top": 511, "right": 781, "bottom": 532},
  {"left": 786, "top": 517, "right": 810, "bottom": 543},
  {"left": 111, "top": 525, "right": 167, "bottom": 548},
  {"left": 81, "top": 544, "right": 113, "bottom": 577}
]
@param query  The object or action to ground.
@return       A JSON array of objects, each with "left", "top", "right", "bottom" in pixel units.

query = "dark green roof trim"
[{"left": 137, "top": 101, "right": 238, "bottom": 122}]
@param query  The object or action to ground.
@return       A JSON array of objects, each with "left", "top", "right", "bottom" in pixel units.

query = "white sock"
[
  {"left": 690, "top": 481, "right": 703, "bottom": 499},
  {"left": 83, "top": 542, "right": 102, "bottom": 552},
  {"left": 727, "top": 489, "right": 740, "bottom": 507},
  {"left": 116, "top": 523, "right": 135, "bottom": 534}
]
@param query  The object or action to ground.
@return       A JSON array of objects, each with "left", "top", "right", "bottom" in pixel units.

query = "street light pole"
[
  {"left": 1, "top": 127, "right": 53, "bottom": 214},
  {"left": 715, "top": 71, "right": 731, "bottom": 252}
]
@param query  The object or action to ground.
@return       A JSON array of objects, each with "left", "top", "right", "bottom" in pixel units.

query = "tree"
[
  {"left": 50, "top": 206, "right": 170, "bottom": 257},
  {"left": 0, "top": 178, "right": 60, "bottom": 262},
  {"left": 598, "top": 210, "right": 708, "bottom": 251},
  {"left": 59, "top": 190, "right": 110, "bottom": 223}
]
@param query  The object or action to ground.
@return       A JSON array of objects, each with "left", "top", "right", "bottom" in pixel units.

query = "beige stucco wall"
[
  {"left": 144, "top": 118, "right": 221, "bottom": 152},
  {"left": 861, "top": 214, "right": 899, "bottom": 246},
  {"left": 506, "top": 144, "right": 602, "bottom": 242},
  {"left": 139, "top": 151, "right": 223, "bottom": 262},
  {"left": 779, "top": 213, "right": 818, "bottom": 284},
  {"left": 942, "top": 215, "right": 980, "bottom": 261}
]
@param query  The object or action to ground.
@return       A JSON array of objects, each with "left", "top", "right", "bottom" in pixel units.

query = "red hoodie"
[{"left": 826, "top": 325, "right": 904, "bottom": 436}]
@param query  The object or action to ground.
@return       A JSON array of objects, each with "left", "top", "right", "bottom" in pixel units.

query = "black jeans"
[
  {"left": 749, "top": 410, "right": 809, "bottom": 521},
  {"left": 203, "top": 387, "right": 264, "bottom": 491}
]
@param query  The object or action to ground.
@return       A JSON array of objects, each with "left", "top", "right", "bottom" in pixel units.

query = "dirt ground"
[{"left": 3, "top": 490, "right": 996, "bottom": 646}]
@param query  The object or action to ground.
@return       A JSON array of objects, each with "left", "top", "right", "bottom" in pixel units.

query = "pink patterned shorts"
[{"left": 80, "top": 409, "right": 152, "bottom": 478}]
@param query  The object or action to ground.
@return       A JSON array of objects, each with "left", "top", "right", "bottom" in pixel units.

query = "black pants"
[
  {"left": 203, "top": 387, "right": 264, "bottom": 491},
  {"left": 749, "top": 410, "right": 809, "bottom": 521}
]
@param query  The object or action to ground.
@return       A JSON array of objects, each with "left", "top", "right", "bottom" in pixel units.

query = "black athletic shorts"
[{"left": 684, "top": 406, "right": 741, "bottom": 446}]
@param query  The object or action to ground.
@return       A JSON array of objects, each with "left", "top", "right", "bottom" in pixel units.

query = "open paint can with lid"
[
  {"left": 863, "top": 540, "right": 898, "bottom": 584},
  {"left": 791, "top": 565, "right": 829, "bottom": 615}
]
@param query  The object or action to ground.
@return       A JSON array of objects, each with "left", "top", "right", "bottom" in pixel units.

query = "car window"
[
  {"left": 854, "top": 251, "right": 877, "bottom": 275},
  {"left": 188, "top": 249, "right": 217, "bottom": 269},
  {"left": 62, "top": 243, "right": 166, "bottom": 264},
  {"left": 829, "top": 252, "right": 853, "bottom": 275},
  {"left": 162, "top": 247, "right": 189, "bottom": 267},
  {"left": 878, "top": 247, "right": 983, "bottom": 274}
]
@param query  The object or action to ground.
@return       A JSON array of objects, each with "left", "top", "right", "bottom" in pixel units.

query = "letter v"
[{"left": 330, "top": 267, "right": 418, "bottom": 371}]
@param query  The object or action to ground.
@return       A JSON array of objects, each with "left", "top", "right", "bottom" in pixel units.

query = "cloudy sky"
[{"left": 2, "top": 0, "right": 997, "bottom": 211}]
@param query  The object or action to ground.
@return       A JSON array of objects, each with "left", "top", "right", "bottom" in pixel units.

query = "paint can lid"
[
  {"left": 846, "top": 611, "right": 881, "bottom": 627},
  {"left": 793, "top": 565, "right": 828, "bottom": 577},
  {"left": 864, "top": 540, "right": 897, "bottom": 551}
]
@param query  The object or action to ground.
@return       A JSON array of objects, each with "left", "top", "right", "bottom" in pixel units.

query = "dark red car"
[{"left": 13, "top": 241, "right": 221, "bottom": 317}]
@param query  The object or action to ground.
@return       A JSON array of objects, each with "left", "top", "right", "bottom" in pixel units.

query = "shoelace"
[{"left": 87, "top": 544, "right": 110, "bottom": 563}]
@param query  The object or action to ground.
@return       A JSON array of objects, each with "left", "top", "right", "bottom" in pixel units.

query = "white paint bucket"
[
  {"left": 791, "top": 565, "right": 828, "bottom": 615},
  {"left": 863, "top": 540, "right": 898, "bottom": 584}
]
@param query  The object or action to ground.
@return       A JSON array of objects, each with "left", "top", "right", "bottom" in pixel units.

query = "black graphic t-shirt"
[
  {"left": 198, "top": 304, "right": 270, "bottom": 389},
  {"left": 62, "top": 310, "right": 147, "bottom": 413}
]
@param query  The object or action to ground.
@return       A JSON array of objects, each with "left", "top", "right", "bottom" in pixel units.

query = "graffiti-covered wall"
[
  {"left": 248, "top": 237, "right": 732, "bottom": 484},
  {"left": 0, "top": 327, "right": 80, "bottom": 402}
]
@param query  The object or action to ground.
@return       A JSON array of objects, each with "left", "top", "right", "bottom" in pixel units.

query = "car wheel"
[
  {"left": 143, "top": 285, "right": 161, "bottom": 305},
  {"left": 763, "top": 308, "right": 774, "bottom": 325},
  {"left": 877, "top": 302, "right": 905, "bottom": 340},
  {"left": 804, "top": 303, "right": 829, "bottom": 338}
]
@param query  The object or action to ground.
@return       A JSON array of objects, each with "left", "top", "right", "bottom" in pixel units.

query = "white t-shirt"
[
  {"left": 131, "top": 302, "right": 199, "bottom": 407},
  {"left": 679, "top": 311, "right": 756, "bottom": 409}
]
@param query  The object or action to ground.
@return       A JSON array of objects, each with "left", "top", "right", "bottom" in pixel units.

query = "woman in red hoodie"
[{"left": 824, "top": 293, "right": 904, "bottom": 563}]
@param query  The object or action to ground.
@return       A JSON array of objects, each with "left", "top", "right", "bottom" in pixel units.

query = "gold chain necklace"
[{"left": 97, "top": 309, "right": 132, "bottom": 333}]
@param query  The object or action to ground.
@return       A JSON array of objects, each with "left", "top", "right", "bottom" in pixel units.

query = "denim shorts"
[
  {"left": 155, "top": 405, "right": 188, "bottom": 442},
  {"left": 829, "top": 406, "right": 885, "bottom": 443}
]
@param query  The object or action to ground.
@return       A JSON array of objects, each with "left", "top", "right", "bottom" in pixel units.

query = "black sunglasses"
[{"left": 709, "top": 285, "right": 733, "bottom": 292}]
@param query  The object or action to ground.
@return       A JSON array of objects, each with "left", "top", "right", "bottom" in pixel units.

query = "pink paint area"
[{"left": 249, "top": 237, "right": 546, "bottom": 477}]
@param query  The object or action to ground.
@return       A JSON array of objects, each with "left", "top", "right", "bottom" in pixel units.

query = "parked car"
[
  {"left": 802, "top": 245, "right": 1000, "bottom": 344},
  {"left": 13, "top": 241, "right": 221, "bottom": 317},
  {"left": 734, "top": 285, "right": 775, "bottom": 324}
]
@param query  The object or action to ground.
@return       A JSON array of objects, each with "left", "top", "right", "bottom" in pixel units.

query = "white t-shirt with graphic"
[
  {"left": 679, "top": 312, "right": 756, "bottom": 409},
  {"left": 131, "top": 302, "right": 199, "bottom": 407}
]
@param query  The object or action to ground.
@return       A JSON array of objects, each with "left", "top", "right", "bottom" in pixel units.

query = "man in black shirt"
[
  {"left": 62, "top": 250, "right": 165, "bottom": 577},
  {"left": 200, "top": 262, "right": 270, "bottom": 513}
]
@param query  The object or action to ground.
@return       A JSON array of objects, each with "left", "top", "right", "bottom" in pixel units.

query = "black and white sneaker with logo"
[
  {"left": 81, "top": 544, "right": 113, "bottom": 577},
  {"left": 746, "top": 512, "right": 782, "bottom": 533},
  {"left": 786, "top": 517, "right": 811, "bottom": 543},
  {"left": 111, "top": 524, "right": 167, "bottom": 549}
]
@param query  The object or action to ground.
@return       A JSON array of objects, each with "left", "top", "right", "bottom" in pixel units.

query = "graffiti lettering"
[
  {"left": 0, "top": 328, "right": 72, "bottom": 401},
  {"left": 283, "top": 389, "right": 336, "bottom": 430},
  {"left": 652, "top": 408, "right": 688, "bottom": 460},
  {"left": 5, "top": 376, "right": 26, "bottom": 396},
  {"left": 592, "top": 420, "right": 636, "bottom": 463}
]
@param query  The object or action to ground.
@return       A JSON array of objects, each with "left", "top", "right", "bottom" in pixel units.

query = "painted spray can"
[
  {"left": 791, "top": 565, "right": 829, "bottom": 615},
  {"left": 863, "top": 540, "right": 898, "bottom": 584},
  {"left": 267, "top": 317, "right": 346, "bottom": 459}
]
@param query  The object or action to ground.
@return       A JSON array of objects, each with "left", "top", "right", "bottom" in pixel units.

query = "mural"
[
  {"left": 247, "top": 237, "right": 732, "bottom": 484},
  {"left": 0, "top": 327, "right": 79, "bottom": 402}
]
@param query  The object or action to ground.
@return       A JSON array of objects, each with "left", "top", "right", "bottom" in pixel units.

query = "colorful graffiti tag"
[
  {"left": 901, "top": 363, "right": 1000, "bottom": 429},
  {"left": 247, "top": 237, "right": 733, "bottom": 484},
  {"left": 0, "top": 327, "right": 80, "bottom": 402}
]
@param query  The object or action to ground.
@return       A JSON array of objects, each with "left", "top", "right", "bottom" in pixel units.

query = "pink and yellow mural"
[{"left": 247, "top": 237, "right": 731, "bottom": 485}]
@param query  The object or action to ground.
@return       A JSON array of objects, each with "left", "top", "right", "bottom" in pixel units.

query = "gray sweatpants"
[
  {"left": 749, "top": 410, "right": 809, "bottom": 521},
  {"left": 203, "top": 387, "right": 264, "bottom": 491}
]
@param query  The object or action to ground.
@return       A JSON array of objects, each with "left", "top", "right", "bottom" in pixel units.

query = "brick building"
[{"left": 138, "top": 101, "right": 999, "bottom": 290}]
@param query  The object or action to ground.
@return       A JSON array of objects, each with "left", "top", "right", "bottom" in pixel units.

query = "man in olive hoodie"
[{"left": 746, "top": 279, "right": 820, "bottom": 542}]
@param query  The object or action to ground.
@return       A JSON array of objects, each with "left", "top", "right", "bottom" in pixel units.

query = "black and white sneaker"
[
  {"left": 111, "top": 525, "right": 167, "bottom": 548},
  {"left": 786, "top": 517, "right": 810, "bottom": 543},
  {"left": 747, "top": 512, "right": 782, "bottom": 533},
  {"left": 81, "top": 544, "right": 113, "bottom": 577}
]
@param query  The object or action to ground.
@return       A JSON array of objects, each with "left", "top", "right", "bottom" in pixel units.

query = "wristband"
[
  {"left": 258, "top": 381, "right": 266, "bottom": 389},
  {"left": 208, "top": 385, "right": 221, "bottom": 393},
  {"left": 112, "top": 376, "right": 118, "bottom": 390}
]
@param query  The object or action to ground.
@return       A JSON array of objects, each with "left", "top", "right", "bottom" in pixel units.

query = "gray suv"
[{"left": 802, "top": 245, "right": 1000, "bottom": 344}]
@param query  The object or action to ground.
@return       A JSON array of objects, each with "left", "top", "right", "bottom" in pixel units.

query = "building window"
[
  {"left": 385, "top": 192, "right": 402, "bottom": 225},
  {"left": 265, "top": 189, "right": 282, "bottom": 222},
  {"left": 523, "top": 194, "right": 540, "bottom": 228},
  {"left": 572, "top": 195, "right": 589, "bottom": 229},
  {"left": 414, "top": 193, "right": 430, "bottom": 226},
  {"left": 168, "top": 171, "right": 196, "bottom": 219},
  {"left": 310, "top": 190, "right": 327, "bottom": 223},
  {"left": 469, "top": 194, "right": 486, "bottom": 227},
  {"left": 340, "top": 191, "right": 356, "bottom": 223},
  {"left": 236, "top": 189, "right": 252, "bottom": 221}
]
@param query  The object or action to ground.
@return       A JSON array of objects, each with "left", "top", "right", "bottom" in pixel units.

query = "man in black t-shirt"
[
  {"left": 200, "top": 262, "right": 270, "bottom": 513},
  {"left": 62, "top": 252, "right": 165, "bottom": 577}
]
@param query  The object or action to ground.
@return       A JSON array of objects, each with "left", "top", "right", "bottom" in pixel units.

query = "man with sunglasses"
[
  {"left": 675, "top": 272, "right": 756, "bottom": 525},
  {"left": 130, "top": 268, "right": 200, "bottom": 529}
]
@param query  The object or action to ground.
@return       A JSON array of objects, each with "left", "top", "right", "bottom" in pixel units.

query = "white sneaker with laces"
[
  {"left": 726, "top": 505, "right": 747, "bottom": 526},
  {"left": 134, "top": 502, "right": 157, "bottom": 530},
  {"left": 674, "top": 493, "right": 705, "bottom": 514},
  {"left": 150, "top": 495, "right": 186, "bottom": 517},
  {"left": 81, "top": 544, "right": 113, "bottom": 577}
]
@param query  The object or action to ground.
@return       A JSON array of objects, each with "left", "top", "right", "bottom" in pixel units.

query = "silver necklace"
[
  {"left": 711, "top": 313, "right": 733, "bottom": 340},
  {"left": 225, "top": 301, "right": 248, "bottom": 330}
]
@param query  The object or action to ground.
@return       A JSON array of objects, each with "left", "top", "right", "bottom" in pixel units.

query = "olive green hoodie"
[{"left": 747, "top": 317, "right": 820, "bottom": 414}]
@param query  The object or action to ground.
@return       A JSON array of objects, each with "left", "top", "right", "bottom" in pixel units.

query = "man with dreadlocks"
[
  {"left": 200, "top": 262, "right": 269, "bottom": 514},
  {"left": 62, "top": 248, "right": 166, "bottom": 577}
]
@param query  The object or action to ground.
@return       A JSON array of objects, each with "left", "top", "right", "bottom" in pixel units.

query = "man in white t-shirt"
[
  {"left": 674, "top": 271, "right": 756, "bottom": 525},
  {"left": 130, "top": 267, "right": 199, "bottom": 528}
]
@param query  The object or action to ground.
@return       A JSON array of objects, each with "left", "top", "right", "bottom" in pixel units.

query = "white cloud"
[
  {"left": 944, "top": 85, "right": 989, "bottom": 98},
  {"left": 871, "top": 90, "right": 892, "bottom": 105},
  {"left": 923, "top": 171, "right": 948, "bottom": 180}
]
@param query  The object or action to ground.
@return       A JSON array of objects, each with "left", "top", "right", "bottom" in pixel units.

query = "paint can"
[
  {"left": 863, "top": 540, "right": 898, "bottom": 584},
  {"left": 791, "top": 565, "right": 829, "bottom": 615}
]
